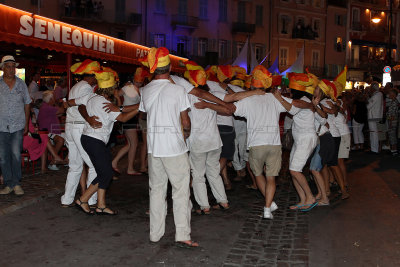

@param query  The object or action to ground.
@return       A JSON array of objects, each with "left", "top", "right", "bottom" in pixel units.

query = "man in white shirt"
[
  {"left": 233, "top": 89, "right": 298, "bottom": 219},
  {"left": 175, "top": 66, "right": 230, "bottom": 214},
  {"left": 61, "top": 60, "right": 101, "bottom": 208},
  {"left": 367, "top": 82, "right": 384, "bottom": 153},
  {"left": 28, "top": 72, "right": 41, "bottom": 101},
  {"left": 139, "top": 47, "right": 197, "bottom": 248}
]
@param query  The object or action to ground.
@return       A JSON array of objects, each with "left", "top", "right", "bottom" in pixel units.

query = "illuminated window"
[{"left": 335, "top": 37, "right": 343, "bottom": 52}]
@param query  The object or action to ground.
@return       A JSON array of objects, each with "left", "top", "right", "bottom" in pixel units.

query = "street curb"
[{"left": 0, "top": 187, "right": 63, "bottom": 216}]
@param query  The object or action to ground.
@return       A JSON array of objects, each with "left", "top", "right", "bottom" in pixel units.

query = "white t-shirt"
[
  {"left": 139, "top": 79, "right": 191, "bottom": 157},
  {"left": 283, "top": 115, "right": 293, "bottom": 131},
  {"left": 334, "top": 112, "right": 351, "bottom": 136},
  {"left": 171, "top": 75, "right": 195, "bottom": 94},
  {"left": 292, "top": 96, "right": 316, "bottom": 137},
  {"left": 28, "top": 81, "right": 39, "bottom": 99},
  {"left": 76, "top": 94, "right": 120, "bottom": 144},
  {"left": 234, "top": 93, "right": 297, "bottom": 148},
  {"left": 321, "top": 99, "right": 340, "bottom": 137},
  {"left": 207, "top": 81, "right": 234, "bottom": 127},
  {"left": 314, "top": 112, "right": 328, "bottom": 136},
  {"left": 66, "top": 80, "right": 93, "bottom": 123},
  {"left": 187, "top": 93, "right": 222, "bottom": 153},
  {"left": 121, "top": 84, "right": 141, "bottom": 106},
  {"left": 228, "top": 84, "right": 245, "bottom": 93}
]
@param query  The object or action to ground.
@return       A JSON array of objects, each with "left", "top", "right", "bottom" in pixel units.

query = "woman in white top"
[
  {"left": 112, "top": 77, "right": 142, "bottom": 175},
  {"left": 67, "top": 71, "right": 139, "bottom": 215}
]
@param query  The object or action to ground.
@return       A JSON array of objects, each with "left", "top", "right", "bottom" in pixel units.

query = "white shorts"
[
  {"left": 338, "top": 134, "right": 351, "bottom": 159},
  {"left": 289, "top": 134, "right": 317, "bottom": 172}
]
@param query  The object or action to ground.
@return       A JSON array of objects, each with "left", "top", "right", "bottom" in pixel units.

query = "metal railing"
[{"left": 171, "top": 15, "right": 199, "bottom": 28}]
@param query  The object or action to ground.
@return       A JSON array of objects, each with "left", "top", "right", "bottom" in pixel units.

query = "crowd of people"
[{"left": 0, "top": 47, "right": 399, "bottom": 248}]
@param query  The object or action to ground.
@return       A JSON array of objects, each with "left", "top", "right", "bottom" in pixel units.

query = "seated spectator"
[
  {"left": 23, "top": 120, "right": 67, "bottom": 173},
  {"left": 54, "top": 77, "right": 68, "bottom": 101},
  {"left": 37, "top": 91, "right": 66, "bottom": 167}
]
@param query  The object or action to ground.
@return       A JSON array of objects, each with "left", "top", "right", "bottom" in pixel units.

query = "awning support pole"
[{"left": 67, "top": 53, "right": 72, "bottom": 92}]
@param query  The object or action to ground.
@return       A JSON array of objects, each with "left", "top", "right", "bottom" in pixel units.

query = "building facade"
[
  {"left": 3, "top": 0, "right": 400, "bottom": 80},
  {"left": 346, "top": 0, "right": 400, "bottom": 82},
  {"left": 325, "top": 0, "right": 347, "bottom": 78},
  {"left": 269, "top": 0, "right": 327, "bottom": 76}
]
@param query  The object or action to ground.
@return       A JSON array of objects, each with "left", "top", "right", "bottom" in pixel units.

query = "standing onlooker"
[
  {"left": 28, "top": 72, "right": 41, "bottom": 101},
  {"left": 352, "top": 92, "right": 368, "bottom": 150},
  {"left": 367, "top": 82, "right": 384, "bottom": 154},
  {"left": 139, "top": 47, "right": 198, "bottom": 248},
  {"left": 0, "top": 56, "right": 31, "bottom": 195},
  {"left": 387, "top": 89, "right": 399, "bottom": 155}
]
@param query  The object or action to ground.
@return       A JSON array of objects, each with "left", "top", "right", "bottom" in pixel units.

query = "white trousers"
[
  {"left": 352, "top": 119, "right": 364, "bottom": 144},
  {"left": 148, "top": 153, "right": 192, "bottom": 242},
  {"left": 190, "top": 148, "right": 228, "bottom": 209},
  {"left": 232, "top": 120, "right": 247, "bottom": 171},
  {"left": 61, "top": 124, "right": 97, "bottom": 205},
  {"left": 368, "top": 120, "right": 379, "bottom": 153}
]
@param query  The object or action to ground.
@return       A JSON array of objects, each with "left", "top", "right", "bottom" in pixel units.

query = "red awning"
[{"left": 0, "top": 4, "right": 187, "bottom": 72}]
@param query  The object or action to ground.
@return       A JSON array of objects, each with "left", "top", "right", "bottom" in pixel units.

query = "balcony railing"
[
  {"left": 171, "top": 15, "right": 199, "bottom": 28},
  {"left": 292, "top": 26, "right": 317, "bottom": 40},
  {"left": 232, "top": 22, "right": 256, "bottom": 34}
]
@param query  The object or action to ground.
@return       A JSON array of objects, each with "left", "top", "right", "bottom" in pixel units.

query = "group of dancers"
[{"left": 60, "top": 46, "right": 350, "bottom": 248}]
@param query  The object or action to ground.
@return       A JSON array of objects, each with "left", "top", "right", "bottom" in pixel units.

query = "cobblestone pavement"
[
  {"left": 0, "top": 167, "right": 67, "bottom": 215},
  {"left": 223, "top": 183, "right": 309, "bottom": 267}
]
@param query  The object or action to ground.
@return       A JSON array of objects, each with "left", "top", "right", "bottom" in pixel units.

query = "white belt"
[{"left": 65, "top": 121, "right": 85, "bottom": 124}]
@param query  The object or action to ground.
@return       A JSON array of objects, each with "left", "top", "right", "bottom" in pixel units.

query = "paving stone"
[{"left": 224, "top": 181, "right": 309, "bottom": 266}]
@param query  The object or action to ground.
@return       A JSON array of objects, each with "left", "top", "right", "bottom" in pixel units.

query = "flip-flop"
[
  {"left": 175, "top": 240, "right": 199, "bottom": 249},
  {"left": 318, "top": 201, "right": 330, "bottom": 206},
  {"left": 300, "top": 202, "right": 318, "bottom": 212},
  {"left": 212, "top": 203, "right": 230, "bottom": 210},
  {"left": 195, "top": 209, "right": 210, "bottom": 215},
  {"left": 289, "top": 204, "right": 306, "bottom": 210}
]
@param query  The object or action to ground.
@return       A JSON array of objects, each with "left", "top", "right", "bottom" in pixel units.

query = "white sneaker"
[
  {"left": 271, "top": 201, "right": 278, "bottom": 212},
  {"left": 48, "top": 164, "right": 59, "bottom": 171},
  {"left": 263, "top": 207, "right": 273, "bottom": 219},
  {"left": 382, "top": 144, "right": 390, "bottom": 150},
  {"left": 13, "top": 185, "right": 24, "bottom": 195}
]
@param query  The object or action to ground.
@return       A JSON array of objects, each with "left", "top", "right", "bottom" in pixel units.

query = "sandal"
[
  {"left": 289, "top": 204, "right": 306, "bottom": 210},
  {"left": 175, "top": 240, "right": 199, "bottom": 249},
  {"left": 195, "top": 209, "right": 210, "bottom": 215},
  {"left": 318, "top": 201, "right": 330, "bottom": 206},
  {"left": 75, "top": 199, "right": 94, "bottom": 215},
  {"left": 212, "top": 203, "right": 230, "bottom": 210},
  {"left": 112, "top": 167, "right": 121, "bottom": 175},
  {"left": 95, "top": 207, "right": 118, "bottom": 216},
  {"left": 300, "top": 202, "right": 318, "bottom": 212}
]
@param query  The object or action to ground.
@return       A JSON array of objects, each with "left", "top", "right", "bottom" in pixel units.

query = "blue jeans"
[{"left": 0, "top": 130, "right": 23, "bottom": 188}]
